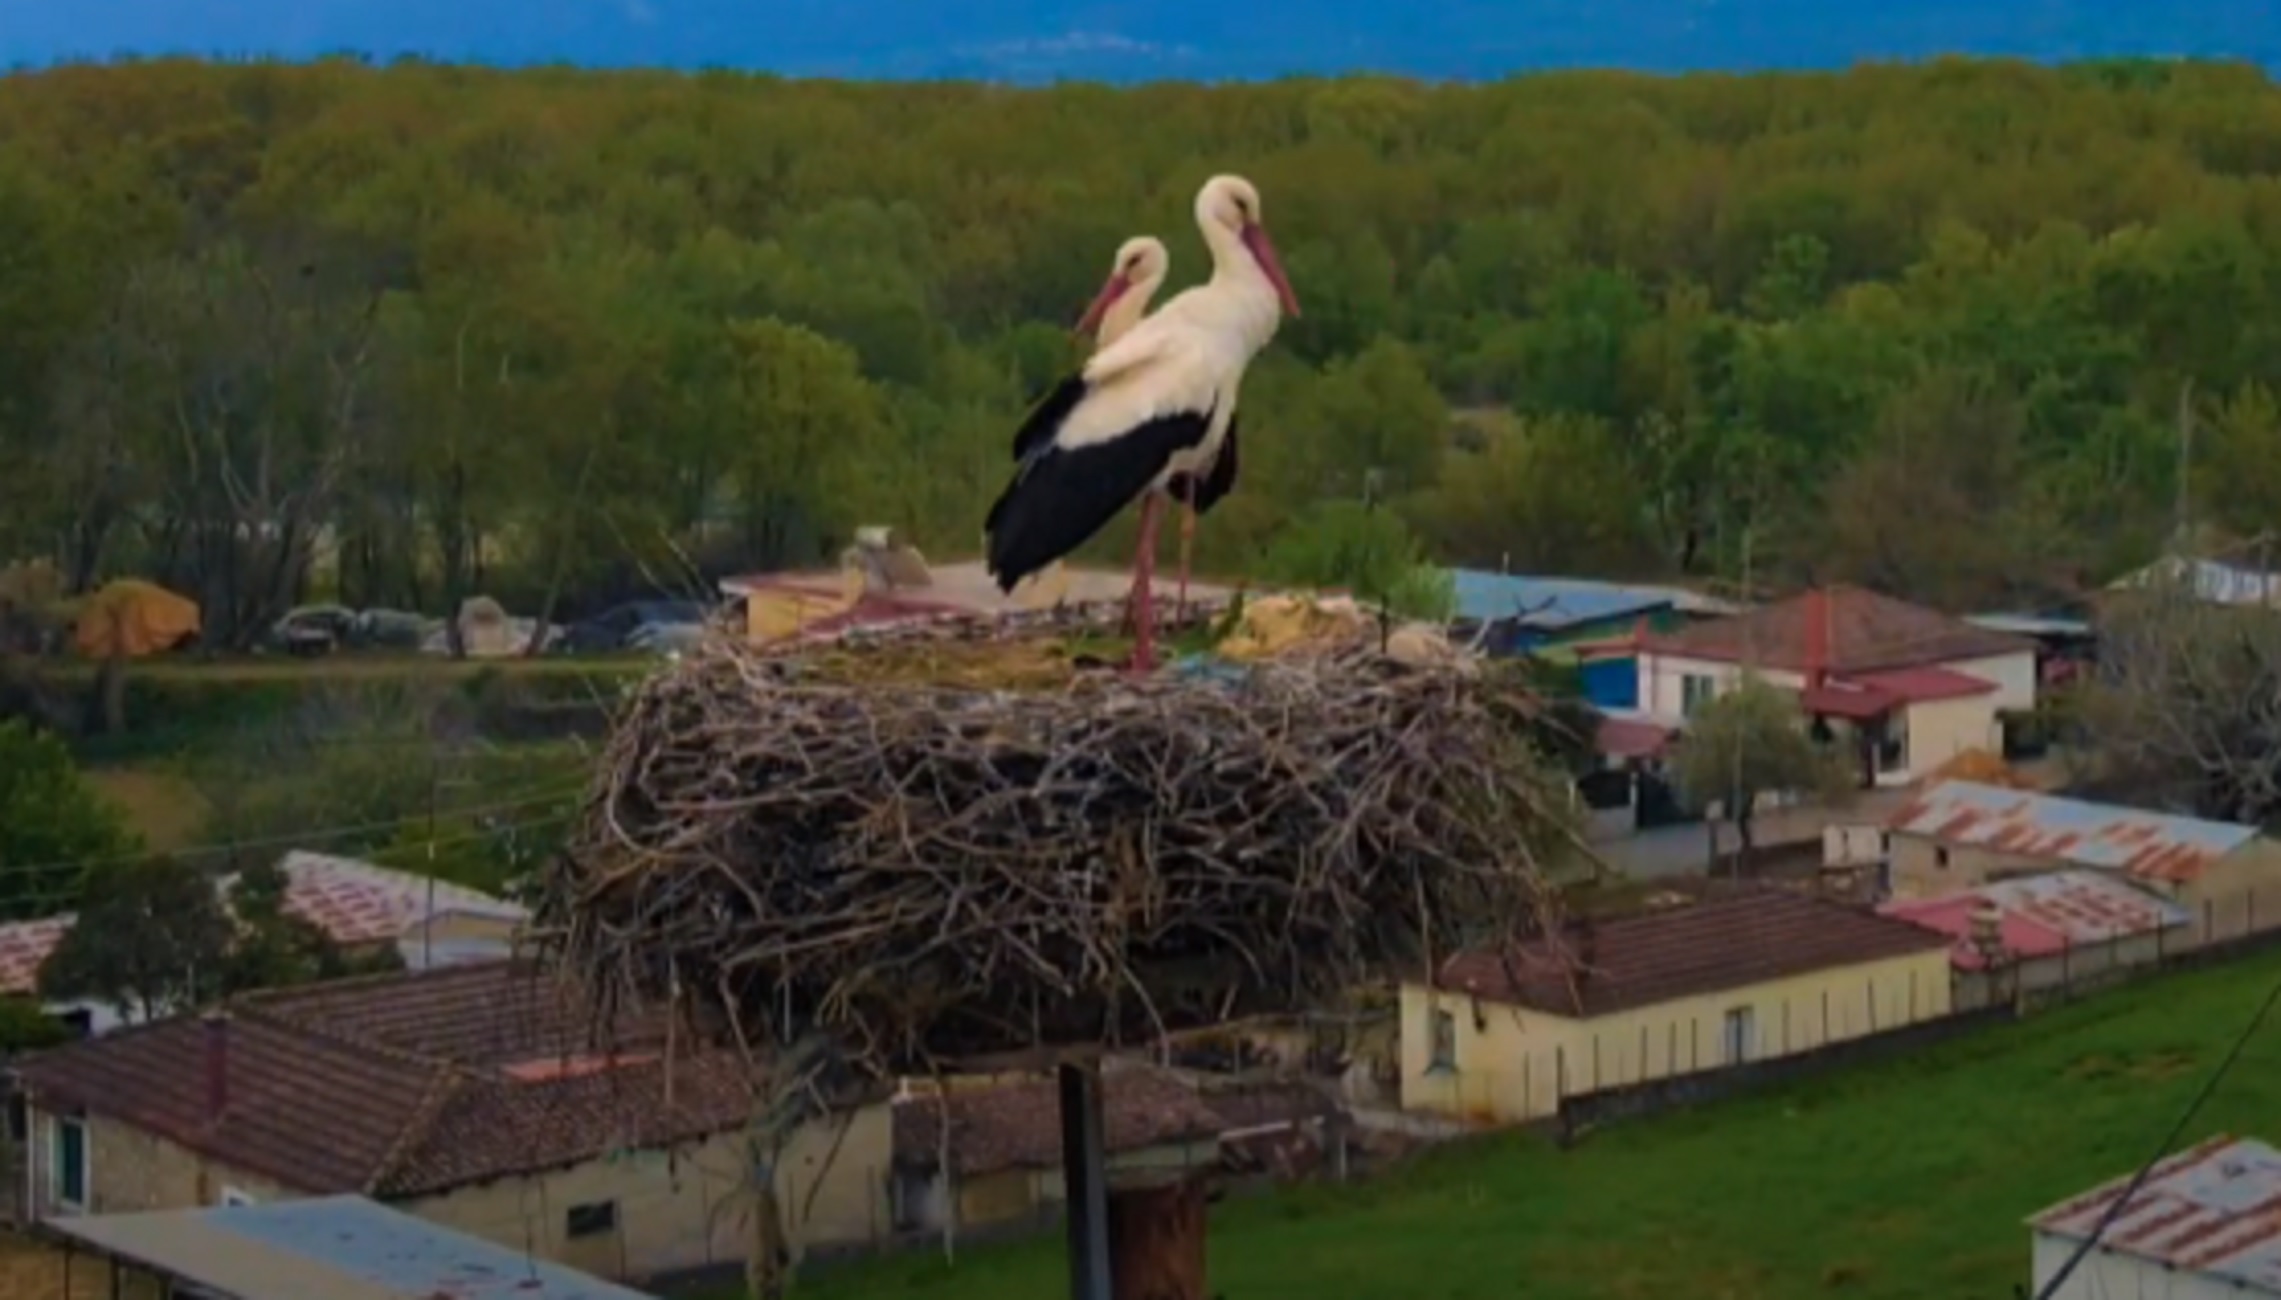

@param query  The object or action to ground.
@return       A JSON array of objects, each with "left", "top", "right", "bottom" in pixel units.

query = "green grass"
[
  {"left": 755, "top": 952, "right": 2281, "bottom": 1300},
  {"left": 82, "top": 764, "right": 210, "bottom": 853}
]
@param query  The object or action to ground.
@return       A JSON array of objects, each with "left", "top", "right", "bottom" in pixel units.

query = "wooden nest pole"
[
  {"left": 1060, "top": 1057, "right": 1210, "bottom": 1300},
  {"left": 1061, "top": 1062, "right": 1114, "bottom": 1300}
]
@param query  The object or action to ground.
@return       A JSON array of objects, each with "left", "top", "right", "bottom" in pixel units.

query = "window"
[
  {"left": 1935, "top": 846, "right": 1951, "bottom": 870},
  {"left": 1427, "top": 1007, "right": 1458, "bottom": 1072},
  {"left": 51, "top": 1115, "right": 87, "bottom": 1211},
  {"left": 565, "top": 1201, "right": 618, "bottom": 1239},
  {"left": 1721, "top": 1006, "right": 1756, "bottom": 1066},
  {"left": 1680, "top": 674, "right": 1716, "bottom": 716}
]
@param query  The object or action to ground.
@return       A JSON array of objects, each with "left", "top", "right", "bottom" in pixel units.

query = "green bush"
[{"left": 0, "top": 719, "right": 139, "bottom": 918}]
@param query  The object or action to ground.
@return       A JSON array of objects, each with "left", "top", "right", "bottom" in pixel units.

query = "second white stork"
[
  {"left": 984, "top": 174, "right": 1300, "bottom": 673},
  {"left": 1068, "top": 235, "right": 1241, "bottom": 625}
]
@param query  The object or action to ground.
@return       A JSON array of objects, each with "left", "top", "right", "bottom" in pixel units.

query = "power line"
[
  {"left": 2030, "top": 964, "right": 2281, "bottom": 1300},
  {"left": 0, "top": 780, "right": 589, "bottom": 886}
]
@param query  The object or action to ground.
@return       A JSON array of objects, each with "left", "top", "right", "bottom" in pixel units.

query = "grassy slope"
[
  {"left": 765, "top": 950, "right": 2281, "bottom": 1300},
  {"left": 81, "top": 765, "right": 210, "bottom": 853}
]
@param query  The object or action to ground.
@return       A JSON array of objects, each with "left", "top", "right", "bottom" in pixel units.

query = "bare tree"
[{"left": 2077, "top": 573, "right": 2281, "bottom": 825}]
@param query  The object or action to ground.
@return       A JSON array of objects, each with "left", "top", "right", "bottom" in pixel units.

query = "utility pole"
[{"left": 2175, "top": 379, "right": 2196, "bottom": 551}]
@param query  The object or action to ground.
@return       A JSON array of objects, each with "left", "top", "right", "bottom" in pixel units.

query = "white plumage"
[{"left": 984, "top": 174, "right": 1299, "bottom": 672}]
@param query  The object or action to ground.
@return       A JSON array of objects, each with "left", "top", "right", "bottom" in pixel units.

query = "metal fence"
[{"left": 1956, "top": 884, "right": 2281, "bottom": 1013}]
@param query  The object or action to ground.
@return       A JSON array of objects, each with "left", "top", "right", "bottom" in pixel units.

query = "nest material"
[{"left": 539, "top": 628, "right": 1576, "bottom": 1075}]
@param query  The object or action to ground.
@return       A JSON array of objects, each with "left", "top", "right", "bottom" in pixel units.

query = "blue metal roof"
[
  {"left": 1450, "top": 571, "right": 1681, "bottom": 629},
  {"left": 192, "top": 1196, "right": 655, "bottom": 1299}
]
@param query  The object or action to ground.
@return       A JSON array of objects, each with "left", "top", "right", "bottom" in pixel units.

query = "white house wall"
[
  {"left": 2030, "top": 1231, "right": 2259, "bottom": 1300},
  {"left": 1901, "top": 696, "right": 2001, "bottom": 777},
  {"left": 1636, "top": 655, "right": 1805, "bottom": 717},
  {"left": 1945, "top": 652, "right": 2038, "bottom": 712}
]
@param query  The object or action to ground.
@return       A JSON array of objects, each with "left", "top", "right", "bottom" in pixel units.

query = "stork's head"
[
  {"left": 1197, "top": 174, "right": 1300, "bottom": 319},
  {"left": 1075, "top": 236, "right": 1169, "bottom": 339}
]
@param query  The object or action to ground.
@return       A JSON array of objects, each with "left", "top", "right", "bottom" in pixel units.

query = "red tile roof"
[
  {"left": 9, "top": 961, "right": 798, "bottom": 1198},
  {"left": 1596, "top": 716, "right": 1677, "bottom": 760},
  {"left": 1852, "top": 666, "right": 2000, "bottom": 703},
  {"left": 1436, "top": 889, "right": 1952, "bottom": 1018},
  {"left": 892, "top": 1066, "right": 1225, "bottom": 1178},
  {"left": 1643, "top": 584, "right": 2031, "bottom": 675}
]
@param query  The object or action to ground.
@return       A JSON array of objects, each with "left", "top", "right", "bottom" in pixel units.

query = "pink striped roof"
[
  {"left": 2030, "top": 1135, "right": 2281, "bottom": 1290},
  {"left": 0, "top": 853, "right": 522, "bottom": 997}
]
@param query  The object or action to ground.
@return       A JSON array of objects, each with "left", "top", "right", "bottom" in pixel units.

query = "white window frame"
[
  {"left": 1680, "top": 673, "right": 1716, "bottom": 716},
  {"left": 1427, "top": 1007, "right": 1458, "bottom": 1073},
  {"left": 218, "top": 1186, "right": 255, "bottom": 1207},
  {"left": 50, "top": 1113, "right": 89, "bottom": 1213}
]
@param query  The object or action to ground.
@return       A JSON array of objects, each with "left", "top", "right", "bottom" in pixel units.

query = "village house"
[
  {"left": 1878, "top": 869, "right": 2191, "bottom": 1010},
  {"left": 1400, "top": 890, "right": 1954, "bottom": 1126},
  {"left": 0, "top": 851, "right": 527, "bottom": 1037},
  {"left": 1884, "top": 780, "right": 2281, "bottom": 942},
  {"left": 2028, "top": 1133, "right": 2281, "bottom": 1300},
  {"left": 1634, "top": 584, "right": 2039, "bottom": 787},
  {"left": 4, "top": 961, "right": 892, "bottom": 1283},
  {"left": 1447, "top": 571, "right": 1741, "bottom": 706},
  {"left": 887, "top": 1064, "right": 1227, "bottom": 1237}
]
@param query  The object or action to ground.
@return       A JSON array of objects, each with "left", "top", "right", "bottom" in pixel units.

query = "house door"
[{"left": 1722, "top": 1006, "right": 1756, "bottom": 1066}]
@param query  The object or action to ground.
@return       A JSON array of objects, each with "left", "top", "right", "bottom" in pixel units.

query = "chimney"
[
  {"left": 1968, "top": 901, "right": 2006, "bottom": 963},
  {"left": 1802, "top": 587, "right": 1832, "bottom": 689},
  {"left": 203, "top": 1012, "right": 229, "bottom": 1119}
]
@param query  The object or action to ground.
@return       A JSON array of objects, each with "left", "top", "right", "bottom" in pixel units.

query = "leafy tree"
[
  {"left": 1671, "top": 678, "right": 1851, "bottom": 859},
  {"left": 38, "top": 857, "right": 232, "bottom": 1021},
  {"left": 0, "top": 720, "right": 138, "bottom": 921},
  {"left": 1258, "top": 501, "right": 1455, "bottom": 621}
]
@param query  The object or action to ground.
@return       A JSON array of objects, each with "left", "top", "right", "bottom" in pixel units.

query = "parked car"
[
  {"left": 268, "top": 604, "right": 357, "bottom": 657},
  {"left": 555, "top": 600, "right": 710, "bottom": 655},
  {"left": 626, "top": 621, "right": 706, "bottom": 656}
]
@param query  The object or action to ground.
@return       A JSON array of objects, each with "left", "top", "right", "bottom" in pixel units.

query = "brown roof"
[
  {"left": 892, "top": 1066, "right": 1225, "bottom": 1178},
  {"left": 1643, "top": 584, "right": 2031, "bottom": 675},
  {"left": 9, "top": 961, "right": 783, "bottom": 1198},
  {"left": 1436, "top": 890, "right": 1952, "bottom": 1018}
]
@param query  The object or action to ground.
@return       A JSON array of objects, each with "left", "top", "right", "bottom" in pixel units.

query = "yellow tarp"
[
  {"left": 1216, "top": 592, "right": 1463, "bottom": 669},
  {"left": 72, "top": 579, "right": 200, "bottom": 659}
]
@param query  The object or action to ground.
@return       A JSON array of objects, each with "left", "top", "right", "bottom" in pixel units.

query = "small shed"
[
  {"left": 37, "top": 1194, "right": 657, "bottom": 1299},
  {"left": 2029, "top": 1133, "right": 2281, "bottom": 1299}
]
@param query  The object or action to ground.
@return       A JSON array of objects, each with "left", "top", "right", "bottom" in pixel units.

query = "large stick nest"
[{"left": 536, "top": 625, "right": 1578, "bottom": 1076}]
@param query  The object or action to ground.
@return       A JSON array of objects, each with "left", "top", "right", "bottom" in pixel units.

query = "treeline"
[{"left": 4, "top": 55, "right": 2281, "bottom": 644}]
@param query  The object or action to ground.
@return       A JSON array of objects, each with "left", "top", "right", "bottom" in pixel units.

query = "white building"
[
  {"left": 1636, "top": 584, "right": 2039, "bottom": 787},
  {"left": 2029, "top": 1134, "right": 2281, "bottom": 1299}
]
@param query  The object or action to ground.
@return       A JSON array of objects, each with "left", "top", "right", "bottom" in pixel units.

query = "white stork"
[
  {"left": 1070, "top": 235, "right": 1241, "bottom": 626},
  {"left": 985, "top": 174, "right": 1299, "bottom": 673}
]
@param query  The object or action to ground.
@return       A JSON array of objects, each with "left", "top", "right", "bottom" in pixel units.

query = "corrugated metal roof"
[
  {"left": 1449, "top": 571, "right": 1739, "bottom": 628},
  {"left": 2030, "top": 1135, "right": 2281, "bottom": 1293},
  {"left": 1967, "top": 612, "right": 2095, "bottom": 638},
  {"left": 1878, "top": 870, "right": 2190, "bottom": 970},
  {"left": 1886, "top": 781, "right": 2259, "bottom": 883},
  {"left": 46, "top": 1194, "right": 657, "bottom": 1298}
]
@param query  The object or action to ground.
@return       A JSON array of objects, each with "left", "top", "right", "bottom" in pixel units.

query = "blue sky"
[{"left": 4, "top": 0, "right": 2275, "bottom": 82}]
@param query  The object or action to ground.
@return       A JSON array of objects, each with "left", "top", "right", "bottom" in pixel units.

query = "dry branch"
[{"left": 536, "top": 625, "right": 1576, "bottom": 1077}]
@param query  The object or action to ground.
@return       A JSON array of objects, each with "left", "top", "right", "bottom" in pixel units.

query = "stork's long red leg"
[
  {"left": 1175, "top": 478, "right": 1199, "bottom": 624},
  {"left": 1129, "top": 493, "right": 1164, "bottom": 675}
]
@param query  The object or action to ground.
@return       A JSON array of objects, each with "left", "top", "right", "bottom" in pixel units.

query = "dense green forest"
[{"left": 5, "top": 56, "right": 2281, "bottom": 645}]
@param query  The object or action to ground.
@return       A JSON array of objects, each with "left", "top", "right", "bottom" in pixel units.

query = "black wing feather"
[
  {"left": 985, "top": 409, "right": 1211, "bottom": 593},
  {"left": 1011, "top": 374, "right": 1089, "bottom": 462}
]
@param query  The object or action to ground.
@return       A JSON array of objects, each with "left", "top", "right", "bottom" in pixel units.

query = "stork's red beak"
[
  {"left": 1241, "top": 222, "right": 1301, "bottom": 319},
  {"left": 1075, "top": 272, "right": 1132, "bottom": 338}
]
